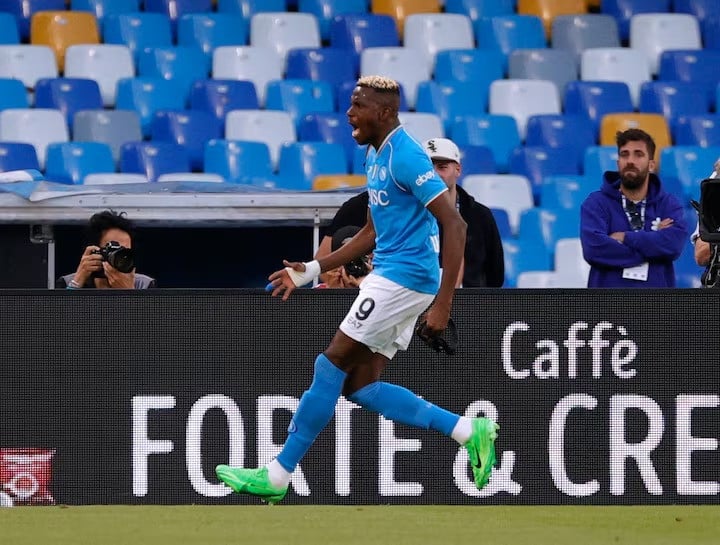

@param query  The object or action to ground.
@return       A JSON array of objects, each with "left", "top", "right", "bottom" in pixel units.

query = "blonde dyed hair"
[{"left": 356, "top": 75, "right": 400, "bottom": 93}]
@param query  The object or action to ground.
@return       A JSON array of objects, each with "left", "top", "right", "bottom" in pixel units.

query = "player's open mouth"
[{"left": 349, "top": 122, "right": 360, "bottom": 139}]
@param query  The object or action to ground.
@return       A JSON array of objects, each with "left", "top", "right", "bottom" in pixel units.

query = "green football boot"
[
  {"left": 464, "top": 417, "right": 499, "bottom": 490},
  {"left": 215, "top": 465, "right": 288, "bottom": 504}
]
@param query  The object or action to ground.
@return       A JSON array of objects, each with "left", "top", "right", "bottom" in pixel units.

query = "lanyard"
[{"left": 622, "top": 195, "right": 646, "bottom": 231}]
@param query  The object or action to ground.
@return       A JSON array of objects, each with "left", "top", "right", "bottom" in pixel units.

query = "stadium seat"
[
  {"left": 518, "top": 207, "right": 581, "bottom": 259},
  {"left": 674, "top": 0, "right": 720, "bottom": 25},
  {"left": 630, "top": 14, "right": 701, "bottom": 76},
  {"left": 0, "top": 45, "right": 57, "bottom": 91},
  {"left": 329, "top": 14, "right": 399, "bottom": 66},
  {"left": 151, "top": 110, "right": 222, "bottom": 171},
  {"left": 509, "top": 145, "right": 581, "bottom": 200},
  {"left": 298, "top": 0, "right": 368, "bottom": 41},
  {"left": 583, "top": 145, "right": 618, "bottom": 180},
  {"left": 115, "top": 77, "right": 187, "bottom": 137},
  {"left": 34, "top": 78, "right": 104, "bottom": 130},
  {"left": 450, "top": 114, "right": 521, "bottom": 172},
  {"left": 659, "top": 145, "right": 720, "bottom": 199},
  {"left": 103, "top": 13, "right": 173, "bottom": 62},
  {"left": 0, "top": 108, "right": 68, "bottom": 169},
  {"left": 601, "top": 0, "right": 671, "bottom": 41},
  {"left": 265, "top": 79, "right": 335, "bottom": 132},
  {"left": 701, "top": 16, "right": 720, "bottom": 50},
  {"left": 137, "top": 46, "right": 210, "bottom": 102},
  {"left": 489, "top": 79, "right": 561, "bottom": 140},
  {"left": 563, "top": 80, "right": 634, "bottom": 134},
  {"left": 507, "top": 48, "right": 578, "bottom": 97},
  {"left": 144, "top": 0, "right": 213, "bottom": 33},
  {"left": 517, "top": 0, "right": 587, "bottom": 40},
  {"left": 516, "top": 270, "right": 558, "bottom": 288},
  {"left": 64, "top": 44, "right": 134, "bottom": 107},
  {"left": 444, "top": 0, "right": 514, "bottom": 23},
  {"left": 249, "top": 13, "right": 320, "bottom": 70},
  {"left": 599, "top": 113, "right": 671, "bottom": 161},
  {"left": 352, "top": 144, "right": 369, "bottom": 174},
  {"left": 397, "top": 112, "right": 444, "bottom": 143},
  {"left": 434, "top": 49, "right": 504, "bottom": 87},
  {"left": 120, "top": 141, "right": 191, "bottom": 182},
  {"left": 211, "top": 45, "right": 283, "bottom": 106},
  {"left": 502, "top": 238, "right": 553, "bottom": 288},
  {"left": 157, "top": 172, "right": 225, "bottom": 183},
  {"left": 551, "top": 14, "right": 620, "bottom": 61},
  {"left": 553, "top": 238, "right": 589, "bottom": 288},
  {"left": 461, "top": 174, "right": 534, "bottom": 234},
  {"left": 639, "top": 81, "right": 709, "bottom": 133},
  {"left": 71, "top": 0, "right": 140, "bottom": 28},
  {"left": 30, "top": 11, "right": 99, "bottom": 72},
  {"left": 189, "top": 79, "right": 258, "bottom": 121},
  {"left": 225, "top": 109, "right": 296, "bottom": 168},
  {"left": 83, "top": 173, "right": 149, "bottom": 184},
  {"left": 177, "top": 13, "right": 248, "bottom": 59},
  {"left": 360, "top": 47, "right": 431, "bottom": 108},
  {"left": 0, "top": 12, "right": 20, "bottom": 44},
  {"left": 675, "top": 238, "right": 704, "bottom": 288},
  {"left": 312, "top": 173, "right": 366, "bottom": 191},
  {"left": 674, "top": 114, "right": 720, "bottom": 147},
  {"left": 274, "top": 142, "right": 348, "bottom": 191},
  {"left": 540, "top": 174, "right": 595, "bottom": 211},
  {"left": 0, "top": 142, "right": 40, "bottom": 172},
  {"left": 0, "top": 78, "right": 29, "bottom": 110},
  {"left": 403, "top": 14, "right": 475, "bottom": 72},
  {"left": 299, "top": 112, "right": 358, "bottom": 171},
  {"left": 0, "top": 0, "right": 65, "bottom": 41},
  {"left": 415, "top": 80, "right": 486, "bottom": 133},
  {"left": 474, "top": 15, "right": 546, "bottom": 70},
  {"left": 525, "top": 114, "right": 596, "bottom": 172},
  {"left": 285, "top": 48, "right": 357, "bottom": 94},
  {"left": 204, "top": 139, "right": 274, "bottom": 184},
  {"left": 658, "top": 50, "right": 720, "bottom": 107},
  {"left": 457, "top": 144, "right": 496, "bottom": 179},
  {"left": 371, "top": 0, "right": 440, "bottom": 38},
  {"left": 489, "top": 207, "right": 512, "bottom": 239},
  {"left": 73, "top": 110, "right": 142, "bottom": 163},
  {"left": 217, "top": 0, "right": 287, "bottom": 19},
  {"left": 580, "top": 47, "right": 650, "bottom": 107},
  {"left": 45, "top": 141, "right": 115, "bottom": 185}
]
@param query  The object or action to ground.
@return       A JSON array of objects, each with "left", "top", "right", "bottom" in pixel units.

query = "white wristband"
[{"left": 286, "top": 260, "right": 321, "bottom": 287}]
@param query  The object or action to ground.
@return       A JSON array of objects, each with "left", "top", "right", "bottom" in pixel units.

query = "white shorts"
[{"left": 339, "top": 273, "right": 435, "bottom": 359}]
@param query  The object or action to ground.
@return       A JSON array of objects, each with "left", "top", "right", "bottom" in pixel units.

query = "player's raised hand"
[{"left": 267, "top": 259, "right": 321, "bottom": 301}]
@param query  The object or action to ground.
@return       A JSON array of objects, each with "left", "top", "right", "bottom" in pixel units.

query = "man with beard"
[{"left": 580, "top": 128, "right": 687, "bottom": 287}]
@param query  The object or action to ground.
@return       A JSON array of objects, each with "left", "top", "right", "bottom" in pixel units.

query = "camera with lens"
[
  {"left": 91, "top": 241, "right": 135, "bottom": 275},
  {"left": 344, "top": 255, "right": 370, "bottom": 279}
]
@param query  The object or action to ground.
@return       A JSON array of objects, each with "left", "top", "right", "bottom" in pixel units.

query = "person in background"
[
  {"left": 56, "top": 210, "right": 156, "bottom": 289},
  {"left": 580, "top": 128, "right": 687, "bottom": 287},
  {"left": 315, "top": 225, "right": 372, "bottom": 288}
]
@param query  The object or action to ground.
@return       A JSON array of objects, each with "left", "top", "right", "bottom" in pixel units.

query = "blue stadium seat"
[
  {"left": 675, "top": 238, "right": 704, "bottom": 288},
  {"left": 144, "top": 0, "right": 212, "bottom": 33},
  {"left": 177, "top": 13, "right": 248, "bottom": 58},
  {"left": 563, "top": 80, "right": 634, "bottom": 134},
  {"left": 0, "top": 142, "right": 40, "bottom": 172},
  {"left": 540, "top": 175, "right": 595, "bottom": 211},
  {"left": 285, "top": 47, "right": 357, "bottom": 93},
  {"left": 672, "top": 0, "right": 720, "bottom": 25},
  {"left": 525, "top": 114, "right": 596, "bottom": 172},
  {"left": 639, "top": 81, "right": 709, "bottom": 133},
  {"left": 203, "top": 139, "right": 274, "bottom": 184},
  {"left": 189, "top": 79, "right": 258, "bottom": 121},
  {"left": 0, "top": 78, "right": 28, "bottom": 110},
  {"left": 475, "top": 15, "right": 546, "bottom": 70},
  {"left": 217, "top": 0, "right": 287, "bottom": 20},
  {"left": 0, "top": 0, "right": 64, "bottom": 40},
  {"left": 502, "top": 238, "right": 553, "bottom": 288},
  {"left": 0, "top": 12, "right": 20, "bottom": 44},
  {"left": 299, "top": 112, "right": 358, "bottom": 171},
  {"left": 445, "top": 0, "right": 514, "bottom": 23},
  {"left": 601, "top": 0, "right": 671, "bottom": 41},
  {"left": 151, "top": 110, "right": 222, "bottom": 172},
  {"left": 329, "top": 14, "right": 399, "bottom": 66},
  {"left": 508, "top": 49, "right": 578, "bottom": 97},
  {"left": 674, "top": 114, "right": 720, "bottom": 147},
  {"left": 45, "top": 141, "right": 115, "bottom": 185},
  {"left": 509, "top": 145, "right": 581, "bottom": 201},
  {"left": 659, "top": 145, "right": 720, "bottom": 199},
  {"left": 457, "top": 144, "right": 496, "bottom": 178},
  {"left": 702, "top": 16, "right": 720, "bottom": 50},
  {"left": 71, "top": 0, "right": 140, "bottom": 29},
  {"left": 658, "top": 49, "right": 720, "bottom": 106},
  {"left": 265, "top": 79, "right": 335, "bottom": 131},
  {"left": 352, "top": 144, "right": 368, "bottom": 174},
  {"left": 434, "top": 49, "right": 504, "bottom": 85},
  {"left": 275, "top": 142, "right": 348, "bottom": 191},
  {"left": 416, "top": 80, "right": 486, "bottom": 133},
  {"left": 518, "top": 207, "right": 581, "bottom": 259},
  {"left": 115, "top": 77, "right": 187, "bottom": 137},
  {"left": 489, "top": 207, "right": 512, "bottom": 239},
  {"left": 120, "top": 141, "right": 191, "bottom": 182},
  {"left": 137, "top": 46, "right": 210, "bottom": 102},
  {"left": 34, "top": 77, "right": 103, "bottom": 130},
  {"left": 450, "top": 114, "right": 521, "bottom": 173},
  {"left": 298, "top": 0, "right": 367, "bottom": 41},
  {"left": 583, "top": 145, "right": 618, "bottom": 180},
  {"left": 103, "top": 13, "right": 173, "bottom": 61}
]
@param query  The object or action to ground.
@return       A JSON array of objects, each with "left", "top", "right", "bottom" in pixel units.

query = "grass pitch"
[{"left": 1, "top": 505, "right": 718, "bottom": 545}]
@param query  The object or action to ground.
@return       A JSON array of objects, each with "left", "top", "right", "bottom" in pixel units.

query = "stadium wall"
[{"left": 1, "top": 289, "right": 719, "bottom": 506}]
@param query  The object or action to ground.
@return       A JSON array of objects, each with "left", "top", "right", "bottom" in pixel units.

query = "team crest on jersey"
[{"left": 379, "top": 166, "right": 387, "bottom": 181}]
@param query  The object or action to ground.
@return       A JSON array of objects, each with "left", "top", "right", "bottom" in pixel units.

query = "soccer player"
[{"left": 216, "top": 76, "right": 499, "bottom": 503}]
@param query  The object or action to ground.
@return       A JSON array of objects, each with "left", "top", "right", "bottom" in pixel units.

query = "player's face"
[
  {"left": 617, "top": 140, "right": 654, "bottom": 191},
  {"left": 346, "top": 87, "right": 383, "bottom": 146}
]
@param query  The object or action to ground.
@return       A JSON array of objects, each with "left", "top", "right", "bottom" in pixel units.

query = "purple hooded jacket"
[{"left": 580, "top": 171, "right": 688, "bottom": 287}]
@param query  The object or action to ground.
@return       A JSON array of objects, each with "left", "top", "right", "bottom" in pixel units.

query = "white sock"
[
  {"left": 267, "top": 459, "right": 292, "bottom": 488},
  {"left": 450, "top": 416, "right": 473, "bottom": 445}
]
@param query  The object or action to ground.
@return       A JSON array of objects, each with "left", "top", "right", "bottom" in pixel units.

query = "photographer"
[
  {"left": 692, "top": 159, "right": 720, "bottom": 287},
  {"left": 315, "top": 225, "right": 372, "bottom": 289},
  {"left": 56, "top": 210, "right": 156, "bottom": 289}
]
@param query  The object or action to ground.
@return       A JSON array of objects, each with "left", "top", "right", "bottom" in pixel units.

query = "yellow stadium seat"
[
  {"left": 517, "top": 0, "right": 587, "bottom": 39},
  {"left": 313, "top": 174, "right": 367, "bottom": 191},
  {"left": 600, "top": 113, "right": 671, "bottom": 165},
  {"left": 371, "top": 0, "right": 440, "bottom": 37},
  {"left": 31, "top": 12, "right": 99, "bottom": 71}
]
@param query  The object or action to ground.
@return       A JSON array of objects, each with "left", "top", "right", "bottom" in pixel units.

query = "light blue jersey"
[{"left": 365, "top": 126, "right": 448, "bottom": 294}]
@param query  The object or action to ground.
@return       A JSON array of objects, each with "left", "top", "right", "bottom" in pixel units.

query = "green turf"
[{"left": 1, "top": 505, "right": 718, "bottom": 545}]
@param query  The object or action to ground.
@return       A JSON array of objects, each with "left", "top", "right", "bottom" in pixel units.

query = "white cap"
[{"left": 423, "top": 138, "right": 460, "bottom": 163}]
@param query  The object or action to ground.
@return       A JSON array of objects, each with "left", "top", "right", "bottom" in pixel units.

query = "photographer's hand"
[
  {"left": 73, "top": 246, "right": 102, "bottom": 286},
  {"left": 104, "top": 263, "right": 135, "bottom": 289}
]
